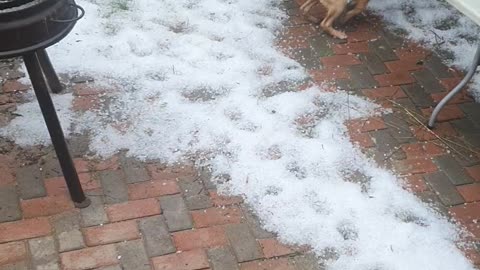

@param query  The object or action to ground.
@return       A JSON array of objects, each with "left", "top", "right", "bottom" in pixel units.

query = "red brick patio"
[{"left": 1, "top": 0, "right": 480, "bottom": 269}]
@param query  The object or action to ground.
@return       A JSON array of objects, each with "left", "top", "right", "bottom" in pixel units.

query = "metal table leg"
[
  {"left": 428, "top": 43, "right": 480, "bottom": 128},
  {"left": 36, "top": 49, "right": 64, "bottom": 94},
  {"left": 23, "top": 50, "right": 90, "bottom": 208}
]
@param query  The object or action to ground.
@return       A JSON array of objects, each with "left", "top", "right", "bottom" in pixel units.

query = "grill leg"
[
  {"left": 36, "top": 49, "right": 64, "bottom": 94},
  {"left": 23, "top": 51, "right": 90, "bottom": 208}
]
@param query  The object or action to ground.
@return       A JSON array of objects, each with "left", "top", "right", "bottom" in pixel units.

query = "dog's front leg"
[{"left": 320, "top": 0, "right": 347, "bottom": 39}]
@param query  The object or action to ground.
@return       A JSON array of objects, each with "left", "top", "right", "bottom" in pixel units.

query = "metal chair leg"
[
  {"left": 23, "top": 51, "right": 90, "bottom": 208},
  {"left": 37, "top": 49, "right": 64, "bottom": 94},
  {"left": 428, "top": 43, "right": 480, "bottom": 128}
]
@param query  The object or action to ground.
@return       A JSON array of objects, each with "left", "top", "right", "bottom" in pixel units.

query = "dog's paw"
[{"left": 331, "top": 30, "right": 347, "bottom": 39}]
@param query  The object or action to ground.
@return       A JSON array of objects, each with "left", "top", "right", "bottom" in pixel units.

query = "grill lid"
[
  {"left": 0, "top": 0, "right": 35, "bottom": 9},
  {"left": 0, "top": 0, "right": 81, "bottom": 58}
]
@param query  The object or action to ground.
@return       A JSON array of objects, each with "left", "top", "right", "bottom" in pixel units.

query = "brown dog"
[{"left": 299, "top": 0, "right": 369, "bottom": 39}]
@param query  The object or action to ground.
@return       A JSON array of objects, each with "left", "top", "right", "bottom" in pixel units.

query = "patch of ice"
[
  {"left": 0, "top": 94, "right": 74, "bottom": 146},
  {"left": 369, "top": 0, "right": 480, "bottom": 100},
  {"left": 0, "top": 0, "right": 475, "bottom": 269}
]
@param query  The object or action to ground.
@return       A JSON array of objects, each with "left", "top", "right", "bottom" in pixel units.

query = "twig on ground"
[
  {"left": 388, "top": 99, "right": 479, "bottom": 159},
  {"left": 429, "top": 30, "right": 445, "bottom": 46}
]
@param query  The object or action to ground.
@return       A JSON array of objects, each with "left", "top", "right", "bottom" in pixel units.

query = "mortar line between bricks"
[{"left": 25, "top": 243, "right": 33, "bottom": 270}]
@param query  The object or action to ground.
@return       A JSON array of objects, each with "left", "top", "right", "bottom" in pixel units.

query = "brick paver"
[
  {"left": 60, "top": 245, "right": 118, "bottom": 270},
  {"left": 0, "top": 218, "right": 51, "bottom": 243},
  {"left": 0, "top": 186, "right": 21, "bottom": 223},
  {"left": 159, "top": 194, "right": 194, "bottom": 232},
  {"left": 138, "top": 216, "right": 175, "bottom": 257},
  {"left": 1, "top": 0, "right": 480, "bottom": 269},
  {"left": 83, "top": 220, "right": 140, "bottom": 246},
  {"left": 105, "top": 198, "right": 161, "bottom": 222},
  {"left": 151, "top": 249, "right": 209, "bottom": 270},
  {"left": 208, "top": 247, "right": 240, "bottom": 270},
  {"left": 0, "top": 242, "right": 27, "bottom": 265}
]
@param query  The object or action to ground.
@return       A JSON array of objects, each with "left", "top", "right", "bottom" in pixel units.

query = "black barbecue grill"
[{"left": 0, "top": 0, "right": 90, "bottom": 207}]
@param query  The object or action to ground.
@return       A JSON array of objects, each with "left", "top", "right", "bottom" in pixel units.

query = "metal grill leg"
[
  {"left": 23, "top": 51, "right": 90, "bottom": 208},
  {"left": 37, "top": 49, "right": 64, "bottom": 94},
  {"left": 428, "top": 43, "right": 480, "bottom": 128}
]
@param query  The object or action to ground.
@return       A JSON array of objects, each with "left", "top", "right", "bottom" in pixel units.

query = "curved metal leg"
[{"left": 428, "top": 43, "right": 480, "bottom": 128}]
